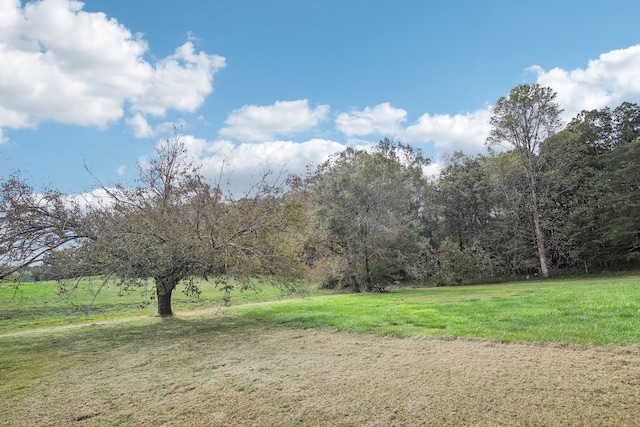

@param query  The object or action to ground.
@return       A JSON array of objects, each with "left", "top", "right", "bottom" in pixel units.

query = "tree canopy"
[
  {"left": 307, "top": 139, "right": 431, "bottom": 292},
  {"left": 487, "top": 84, "right": 563, "bottom": 278}
]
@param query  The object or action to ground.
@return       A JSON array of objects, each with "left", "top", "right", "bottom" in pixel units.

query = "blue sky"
[{"left": 2, "top": 0, "right": 640, "bottom": 194}]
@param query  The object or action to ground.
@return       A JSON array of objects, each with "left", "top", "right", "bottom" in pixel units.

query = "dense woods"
[
  {"left": 431, "top": 95, "right": 640, "bottom": 280},
  {"left": 300, "top": 86, "right": 639, "bottom": 287},
  {"left": 1, "top": 84, "right": 639, "bottom": 313}
]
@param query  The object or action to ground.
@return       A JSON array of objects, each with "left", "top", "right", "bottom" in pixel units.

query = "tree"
[
  {"left": 538, "top": 110, "right": 612, "bottom": 272},
  {"left": 539, "top": 103, "right": 640, "bottom": 272},
  {"left": 0, "top": 175, "right": 88, "bottom": 280},
  {"left": 482, "top": 151, "right": 539, "bottom": 277},
  {"left": 605, "top": 137, "right": 640, "bottom": 261},
  {"left": 308, "top": 139, "right": 430, "bottom": 292},
  {"left": 1, "top": 135, "right": 304, "bottom": 316},
  {"left": 436, "top": 152, "right": 492, "bottom": 251},
  {"left": 612, "top": 102, "right": 640, "bottom": 145},
  {"left": 487, "top": 84, "right": 563, "bottom": 278}
]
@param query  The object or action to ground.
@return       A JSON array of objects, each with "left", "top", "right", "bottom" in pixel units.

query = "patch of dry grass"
[{"left": 2, "top": 312, "right": 640, "bottom": 426}]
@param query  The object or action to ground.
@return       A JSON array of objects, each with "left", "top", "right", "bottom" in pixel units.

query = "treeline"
[
  {"left": 431, "top": 102, "right": 640, "bottom": 281},
  {"left": 298, "top": 88, "right": 640, "bottom": 290},
  {"left": 1, "top": 85, "right": 639, "bottom": 316}
]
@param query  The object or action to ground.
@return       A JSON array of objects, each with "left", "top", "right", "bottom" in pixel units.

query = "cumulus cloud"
[
  {"left": 130, "top": 42, "right": 226, "bottom": 116},
  {"left": 219, "top": 100, "right": 330, "bottom": 142},
  {"left": 176, "top": 135, "right": 344, "bottom": 190},
  {"left": 200, "top": 138, "right": 343, "bottom": 174},
  {"left": 126, "top": 114, "right": 153, "bottom": 138},
  {"left": 401, "top": 108, "right": 492, "bottom": 155},
  {"left": 0, "top": 0, "right": 224, "bottom": 132},
  {"left": 530, "top": 44, "right": 640, "bottom": 120},
  {"left": 63, "top": 187, "right": 116, "bottom": 210},
  {"left": 423, "top": 162, "right": 442, "bottom": 180},
  {"left": 336, "top": 103, "right": 407, "bottom": 137}
]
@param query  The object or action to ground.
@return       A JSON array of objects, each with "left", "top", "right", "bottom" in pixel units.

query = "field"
[{"left": 1, "top": 275, "right": 640, "bottom": 425}]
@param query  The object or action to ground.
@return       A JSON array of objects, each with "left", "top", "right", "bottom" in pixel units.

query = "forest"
[
  {"left": 1, "top": 84, "right": 639, "bottom": 316},
  {"left": 301, "top": 84, "right": 640, "bottom": 289}
]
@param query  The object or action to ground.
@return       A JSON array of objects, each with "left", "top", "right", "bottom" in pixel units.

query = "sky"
[{"left": 2, "top": 0, "right": 640, "bottom": 194}]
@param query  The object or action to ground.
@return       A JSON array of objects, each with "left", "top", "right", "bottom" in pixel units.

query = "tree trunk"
[
  {"left": 157, "top": 289, "right": 173, "bottom": 317},
  {"left": 363, "top": 249, "right": 372, "bottom": 292},
  {"left": 343, "top": 247, "right": 360, "bottom": 292},
  {"left": 532, "top": 205, "right": 549, "bottom": 278},
  {"left": 155, "top": 276, "right": 178, "bottom": 317},
  {"left": 530, "top": 185, "right": 549, "bottom": 278},
  {"left": 349, "top": 275, "right": 360, "bottom": 293}
]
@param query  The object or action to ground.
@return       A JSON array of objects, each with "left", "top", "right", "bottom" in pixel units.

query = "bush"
[{"left": 426, "top": 240, "right": 491, "bottom": 286}]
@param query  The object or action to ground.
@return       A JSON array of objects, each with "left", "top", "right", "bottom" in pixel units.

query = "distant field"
[{"left": 1, "top": 274, "right": 640, "bottom": 425}]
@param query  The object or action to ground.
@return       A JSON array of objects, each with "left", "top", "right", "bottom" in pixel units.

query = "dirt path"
[{"left": 3, "top": 315, "right": 640, "bottom": 426}]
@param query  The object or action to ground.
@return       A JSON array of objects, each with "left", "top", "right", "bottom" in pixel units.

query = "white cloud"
[
  {"left": 423, "top": 162, "right": 442, "bottom": 180},
  {"left": 130, "top": 42, "right": 226, "bottom": 116},
  {"left": 219, "top": 100, "right": 330, "bottom": 142},
  {"left": 401, "top": 108, "right": 492, "bottom": 155},
  {"left": 208, "top": 139, "right": 344, "bottom": 174},
  {"left": 336, "top": 103, "right": 407, "bottom": 137},
  {"left": 126, "top": 114, "right": 153, "bottom": 138},
  {"left": 202, "top": 138, "right": 344, "bottom": 174},
  {"left": 530, "top": 44, "right": 640, "bottom": 120},
  {"left": 0, "top": 0, "right": 224, "bottom": 132},
  {"left": 116, "top": 165, "right": 127, "bottom": 176},
  {"left": 177, "top": 135, "right": 344, "bottom": 190},
  {"left": 64, "top": 187, "right": 116, "bottom": 211}
]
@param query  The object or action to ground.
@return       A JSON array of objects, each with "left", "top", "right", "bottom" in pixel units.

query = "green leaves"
[
  {"left": 488, "top": 84, "right": 563, "bottom": 154},
  {"left": 309, "top": 139, "right": 431, "bottom": 291}
]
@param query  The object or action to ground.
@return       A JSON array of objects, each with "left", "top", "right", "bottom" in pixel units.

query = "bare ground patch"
[{"left": 2, "top": 316, "right": 640, "bottom": 426}]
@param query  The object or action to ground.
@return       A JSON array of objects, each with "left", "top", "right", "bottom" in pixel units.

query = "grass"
[
  {"left": 2, "top": 274, "right": 640, "bottom": 345},
  {"left": 232, "top": 274, "right": 640, "bottom": 346},
  {"left": 2, "top": 274, "right": 640, "bottom": 425},
  {"left": 0, "top": 278, "right": 313, "bottom": 334}
]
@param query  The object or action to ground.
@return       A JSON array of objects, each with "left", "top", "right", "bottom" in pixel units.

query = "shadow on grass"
[{"left": 0, "top": 312, "right": 265, "bottom": 361}]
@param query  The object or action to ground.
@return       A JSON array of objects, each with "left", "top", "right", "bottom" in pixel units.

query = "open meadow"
[{"left": 1, "top": 275, "right": 640, "bottom": 426}]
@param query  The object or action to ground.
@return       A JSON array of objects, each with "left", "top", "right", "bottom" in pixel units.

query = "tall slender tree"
[{"left": 487, "top": 84, "right": 563, "bottom": 278}]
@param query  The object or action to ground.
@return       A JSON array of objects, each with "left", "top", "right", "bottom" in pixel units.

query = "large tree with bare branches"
[{"left": 1, "top": 135, "right": 304, "bottom": 316}]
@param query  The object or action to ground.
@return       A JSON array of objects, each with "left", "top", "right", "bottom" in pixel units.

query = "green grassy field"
[
  {"left": 2, "top": 274, "right": 639, "bottom": 345},
  {"left": 2, "top": 274, "right": 640, "bottom": 426},
  {"left": 0, "top": 278, "right": 310, "bottom": 334},
  {"left": 231, "top": 274, "right": 640, "bottom": 345}
]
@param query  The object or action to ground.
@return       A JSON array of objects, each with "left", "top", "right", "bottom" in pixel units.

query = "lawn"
[
  {"left": 2, "top": 274, "right": 639, "bottom": 345},
  {"left": 233, "top": 274, "right": 640, "bottom": 345},
  {"left": 0, "top": 277, "right": 309, "bottom": 333},
  {"left": 1, "top": 274, "right": 640, "bottom": 426}
]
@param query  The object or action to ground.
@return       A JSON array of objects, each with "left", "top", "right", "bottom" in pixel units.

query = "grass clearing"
[
  {"left": 1, "top": 274, "right": 640, "bottom": 425},
  {"left": 233, "top": 274, "right": 640, "bottom": 345},
  {"left": 0, "top": 278, "right": 315, "bottom": 334}
]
